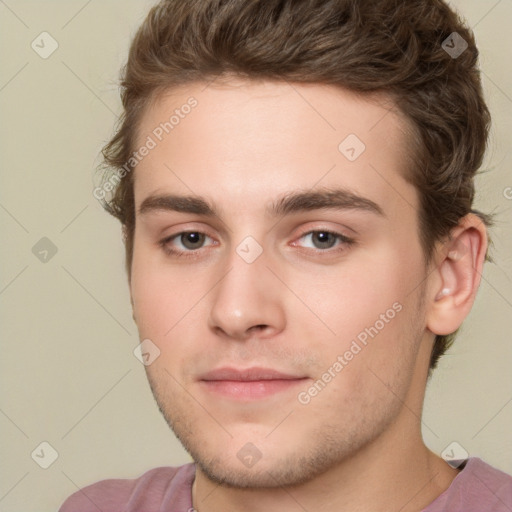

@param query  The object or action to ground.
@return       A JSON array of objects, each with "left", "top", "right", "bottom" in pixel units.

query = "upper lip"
[{"left": 199, "top": 367, "right": 306, "bottom": 382}]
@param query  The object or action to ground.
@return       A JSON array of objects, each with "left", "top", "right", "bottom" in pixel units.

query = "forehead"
[{"left": 133, "top": 78, "right": 417, "bottom": 220}]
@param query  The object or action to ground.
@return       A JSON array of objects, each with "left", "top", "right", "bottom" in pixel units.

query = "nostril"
[{"left": 251, "top": 325, "right": 267, "bottom": 332}]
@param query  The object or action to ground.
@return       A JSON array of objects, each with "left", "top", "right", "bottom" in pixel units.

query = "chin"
[{"left": 192, "top": 450, "right": 334, "bottom": 489}]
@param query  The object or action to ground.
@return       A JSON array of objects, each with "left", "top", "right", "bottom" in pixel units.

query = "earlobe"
[{"left": 426, "top": 214, "right": 488, "bottom": 336}]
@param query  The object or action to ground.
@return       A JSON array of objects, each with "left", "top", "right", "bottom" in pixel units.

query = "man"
[{"left": 61, "top": 0, "right": 512, "bottom": 510}]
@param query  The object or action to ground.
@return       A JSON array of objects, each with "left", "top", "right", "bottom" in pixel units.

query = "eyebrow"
[{"left": 138, "top": 188, "right": 384, "bottom": 218}]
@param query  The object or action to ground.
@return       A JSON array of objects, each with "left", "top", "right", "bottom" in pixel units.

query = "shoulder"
[
  {"left": 425, "top": 458, "right": 512, "bottom": 512},
  {"left": 58, "top": 463, "right": 195, "bottom": 512},
  {"left": 462, "top": 458, "right": 512, "bottom": 500}
]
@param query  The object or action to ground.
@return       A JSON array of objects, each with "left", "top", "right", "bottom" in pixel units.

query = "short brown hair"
[{"left": 99, "top": 0, "right": 492, "bottom": 370}]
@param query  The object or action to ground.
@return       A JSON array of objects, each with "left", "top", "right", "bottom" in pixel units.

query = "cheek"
[
  {"left": 130, "top": 243, "right": 213, "bottom": 352},
  {"left": 131, "top": 279, "right": 183, "bottom": 340},
  {"left": 296, "top": 245, "right": 425, "bottom": 392},
  {"left": 130, "top": 242, "right": 176, "bottom": 338},
  {"left": 296, "top": 248, "right": 417, "bottom": 340}
]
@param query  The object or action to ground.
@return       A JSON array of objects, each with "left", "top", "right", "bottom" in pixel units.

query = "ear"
[{"left": 426, "top": 214, "right": 488, "bottom": 336}]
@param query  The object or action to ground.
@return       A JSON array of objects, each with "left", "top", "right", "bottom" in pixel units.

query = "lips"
[
  {"left": 200, "top": 367, "right": 304, "bottom": 381},
  {"left": 199, "top": 367, "right": 309, "bottom": 400}
]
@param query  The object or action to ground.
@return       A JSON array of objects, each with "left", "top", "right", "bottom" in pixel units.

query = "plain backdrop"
[{"left": 0, "top": 1, "right": 511, "bottom": 510}]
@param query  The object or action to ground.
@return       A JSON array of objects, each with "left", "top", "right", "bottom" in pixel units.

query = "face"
[{"left": 130, "top": 78, "right": 431, "bottom": 487}]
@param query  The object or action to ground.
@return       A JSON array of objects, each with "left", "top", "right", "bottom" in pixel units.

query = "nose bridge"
[{"left": 207, "top": 234, "right": 285, "bottom": 339}]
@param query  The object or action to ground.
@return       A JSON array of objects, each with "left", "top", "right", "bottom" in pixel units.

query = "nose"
[{"left": 207, "top": 243, "right": 286, "bottom": 342}]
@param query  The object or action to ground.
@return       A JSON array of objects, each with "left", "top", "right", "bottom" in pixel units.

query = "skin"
[{"left": 129, "top": 77, "right": 487, "bottom": 512}]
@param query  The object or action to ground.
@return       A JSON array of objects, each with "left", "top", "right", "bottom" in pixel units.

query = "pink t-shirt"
[{"left": 59, "top": 457, "right": 512, "bottom": 511}]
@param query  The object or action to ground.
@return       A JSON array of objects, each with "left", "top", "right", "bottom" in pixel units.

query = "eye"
[
  {"left": 160, "top": 231, "right": 215, "bottom": 258},
  {"left": 294, "top": 229, "right": 354, "bottom": 252},
  {"left": 159, "top": 228, "right": 355, "bottom": 260}
]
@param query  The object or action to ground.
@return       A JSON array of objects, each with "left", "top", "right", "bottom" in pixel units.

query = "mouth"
[{"left": 198, "top": 367, "right": 310, "bottom": 400}]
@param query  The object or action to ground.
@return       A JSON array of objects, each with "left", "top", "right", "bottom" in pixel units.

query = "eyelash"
[{"left": 159, "top": 229, "right": 355, "bottom": 260}]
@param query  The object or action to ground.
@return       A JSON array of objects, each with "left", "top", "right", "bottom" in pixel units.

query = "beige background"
[{"left": 0, "top": 1, "right": 511, "bottom": 510}]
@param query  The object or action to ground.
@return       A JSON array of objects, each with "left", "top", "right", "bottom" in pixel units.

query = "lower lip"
[{"left": 200, "top": 379, "right": 308, "bottom": 400}]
